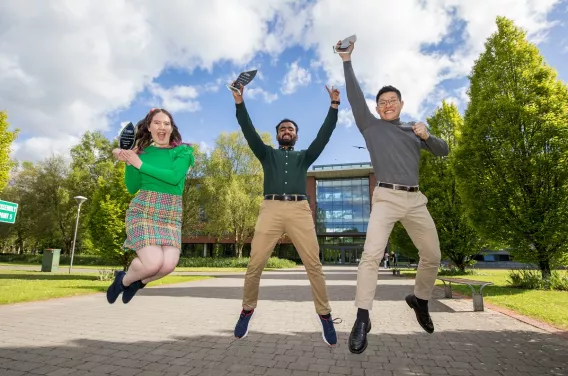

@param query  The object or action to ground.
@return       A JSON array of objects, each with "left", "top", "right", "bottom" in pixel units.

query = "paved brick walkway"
[{"left": 1, "top": 266, "right": 567, "bottom": 376}]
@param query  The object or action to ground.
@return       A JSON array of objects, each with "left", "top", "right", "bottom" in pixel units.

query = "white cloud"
[
  {"left": 337, "top": 99, "right": 378, "bottom": 128},
  {"left": 202, "top": 82, "right": 220, "bottom": 93},
  {"left": 246, "top": 87, "right": 279, "bottom": 103},
  {"left": 444, "top": 96, "right": 460, "bottom": 107},
  {"left": 281, "top": 61, "right": 312, "bottom": 94},
  {"left": 11, "top": 135, "right": 80, "bottom": 164},
  {"left": 148, "top": 84, "right": 201, "bottom": 113},
  {"left": 199, "top": 141, "right": 212, "bottom": 154},
  {"left": 456, "top": 86, "right": 469, "bottom": 106},
  {"left": 1, "top": 0, "right": 302, "bottom": 162},
  {"left": 1, "top": 0, "right": 562, "bottom": 162},
  {"left": 337, "top": 108, "right": 354, "bottom": 128},
  {"left": 306, "top": 0, "right": 561, "bottom": 119}
]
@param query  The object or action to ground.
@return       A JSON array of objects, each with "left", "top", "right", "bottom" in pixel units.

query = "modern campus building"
[
  {"left": 181, "top": 162, "right": 376, "bottom": 264},
  {"left": 181, "top": 161, "right": 516, "bottom": 266}
]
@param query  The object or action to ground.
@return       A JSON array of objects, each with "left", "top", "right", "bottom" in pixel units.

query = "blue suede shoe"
[
  {"left": 122, "top": 280, "right": 146, "bottom": 304},
  {"left": 234, "top": 309, "right": 255, "bottom": 338},
  {"left": 318, "top": 314, "right": 341, "bottom": 346},
  {"left": 106, "top": 271, "right": 126, "bottom": 304}
]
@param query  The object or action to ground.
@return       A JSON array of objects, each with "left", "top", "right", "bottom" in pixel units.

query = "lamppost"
[{"left": 69, "top": 196, "right": 87, "bottom": 274}]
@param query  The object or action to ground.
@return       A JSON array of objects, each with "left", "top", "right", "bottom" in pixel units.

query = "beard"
[{"left": 277, "top": 136, "right": 297, "bottom": 147}]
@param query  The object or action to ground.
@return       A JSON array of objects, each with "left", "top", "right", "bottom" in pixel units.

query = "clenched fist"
[{"left": 412, "top": 122, "right": 430, "bottom": 140}]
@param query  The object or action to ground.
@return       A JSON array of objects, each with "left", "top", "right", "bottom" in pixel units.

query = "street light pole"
[{"left": 69, "top": 196, "right": 87, "bottom": 274}]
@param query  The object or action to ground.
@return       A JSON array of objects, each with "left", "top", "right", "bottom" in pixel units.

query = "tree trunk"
[
  {"left": 450, "top": 255, "right": 466, "bottom": 272},
  {"left": 236, "top": 243, "right": 244, "bottom": 259},
  {"left": 538, "top": 258, "right": 551, "bottom": 279},
  {"left": 456, "top": 262, "right": 466, "bottom": 272}
]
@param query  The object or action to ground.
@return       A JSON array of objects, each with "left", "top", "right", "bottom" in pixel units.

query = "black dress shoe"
[
  {"left": 348, "top": 319, "right": 372, "bottom": 354},
  {"left": 405, "top": 294, "right": 434, "bottom": 333}
]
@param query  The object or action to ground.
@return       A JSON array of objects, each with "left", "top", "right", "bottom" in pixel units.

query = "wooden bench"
[{"left": 437, "top": 277, "right": 494, "bottom": 312}]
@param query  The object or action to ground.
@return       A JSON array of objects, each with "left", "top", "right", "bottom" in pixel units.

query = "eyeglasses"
[{"left": 378, "top": 99, "right": 399, "bottom": 107}]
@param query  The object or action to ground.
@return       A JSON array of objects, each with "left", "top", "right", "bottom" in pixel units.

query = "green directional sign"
[{"left": 0, "top": 200, "right": 18, "bottom": 224}]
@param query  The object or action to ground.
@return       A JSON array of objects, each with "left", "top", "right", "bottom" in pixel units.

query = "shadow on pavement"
[
  {"left": 0, "top": 329, "right": 566, "bottom": 376},
  {"left": 139, "top": 283, "right": 455, "bottom": 313}
]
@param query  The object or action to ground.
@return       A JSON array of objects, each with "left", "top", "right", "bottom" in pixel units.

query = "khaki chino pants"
[
  {"left": 356, "top": 187, "right": 441, "bottom": 309},
  {"left": 242, "top": 199, "right": 331, "bottom": 315}
]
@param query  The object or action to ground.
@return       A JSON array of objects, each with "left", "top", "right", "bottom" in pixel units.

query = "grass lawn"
[
  {"left": 401, "top": 269, "right": 568, "bottom": 330},
  {"left": 0, "top": 270, "right": 213, "bottom": 305}
]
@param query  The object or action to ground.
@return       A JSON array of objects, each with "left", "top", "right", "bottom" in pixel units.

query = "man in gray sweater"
[{"left": 335, "top": 40, "right": 449, "bottom": 354}]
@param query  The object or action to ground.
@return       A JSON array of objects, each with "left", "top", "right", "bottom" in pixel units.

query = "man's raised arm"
[
  {"left": 305, "top": 86, "right": 340, "bottom": 165},
  {"left": 232, "top": 83, "right": 267, "bottom": 161},
  {"left": 336, "top": 40, "right": 374, "bottom": 133}
]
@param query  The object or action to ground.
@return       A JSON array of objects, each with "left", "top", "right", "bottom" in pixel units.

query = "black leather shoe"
[
  {"left": 405, "top": 294, "right": 434, "bottom": 333},
  {"left": 348, "top": 319, "right": 372, "bottom": 354}
]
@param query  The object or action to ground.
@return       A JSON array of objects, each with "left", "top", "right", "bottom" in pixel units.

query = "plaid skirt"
[{"left": 123, "top": 190, "right": 183, "bottom": 251}]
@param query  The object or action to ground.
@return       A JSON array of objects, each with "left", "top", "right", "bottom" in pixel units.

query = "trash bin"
[{"left": 41, "top": 249, "right": 61, "bottom": 272}]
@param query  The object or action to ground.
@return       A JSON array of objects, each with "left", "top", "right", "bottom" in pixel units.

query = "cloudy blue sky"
[{"left": 2, "top": 0, "right": 567, "bottom": 166}]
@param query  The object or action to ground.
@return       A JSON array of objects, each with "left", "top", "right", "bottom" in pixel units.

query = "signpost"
[{"left": 0, "top": 200, "right": 18, "bottom": 224}]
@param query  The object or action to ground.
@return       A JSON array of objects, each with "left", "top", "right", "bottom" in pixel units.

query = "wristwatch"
[{"left": 331, "top": 100, "right": 340, "bottom": 105}]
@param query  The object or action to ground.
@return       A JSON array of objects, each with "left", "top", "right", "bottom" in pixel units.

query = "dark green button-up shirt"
[{"left": 235, "top": 102, "right": 338, "bottom": 195}]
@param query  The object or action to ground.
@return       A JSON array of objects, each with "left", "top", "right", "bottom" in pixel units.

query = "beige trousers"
[
  {"left": 242, "top": 200, "right": 331, "bottom": 315},
  {"left": 356, "top": 187, "right": 441, "bottom": 309}
]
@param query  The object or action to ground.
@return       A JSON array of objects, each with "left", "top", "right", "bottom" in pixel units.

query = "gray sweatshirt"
[{"left": 343, "top": 61, "right": 449, "bottom": 186}]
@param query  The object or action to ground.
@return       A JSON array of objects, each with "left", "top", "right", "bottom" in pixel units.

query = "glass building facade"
[
  {"left": 182, "top": 162, "right": 376, "bottom": 264},
  {"left": 315, "top": 177, "right": 371, "bottom": 233}
]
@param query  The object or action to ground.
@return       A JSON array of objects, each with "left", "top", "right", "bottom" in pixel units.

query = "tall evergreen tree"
[
  {"left": 422, "top": 101, "right": 483, "bottom": 271},
  {"left": 454, "top": 17, "right": 568, "bottom": 277}
]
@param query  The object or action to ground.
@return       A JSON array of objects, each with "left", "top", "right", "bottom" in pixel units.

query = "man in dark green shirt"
[{"left": 230, "top": 82, "right": 341, "bottom": 346}]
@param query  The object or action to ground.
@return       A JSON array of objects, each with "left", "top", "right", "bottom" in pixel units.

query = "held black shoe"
[
  {"left": 405, "top": 294, "right": 434, "bottom": 333},
  {"left": 348, "top": 318, "right": 372, "bottom": 354}
]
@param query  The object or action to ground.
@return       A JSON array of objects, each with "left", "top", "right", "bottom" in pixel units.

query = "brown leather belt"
[{"left": 378, "top": 182, "right": 419, "bottom": 192}]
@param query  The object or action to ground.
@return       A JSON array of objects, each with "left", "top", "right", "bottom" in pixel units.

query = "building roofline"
[{"left": 308, "top": 163, "right": 373, "bottom": 179}]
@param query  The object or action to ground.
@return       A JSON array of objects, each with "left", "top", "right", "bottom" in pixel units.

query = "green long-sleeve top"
[
  {"left": 235, "top": 102, "right": 338, "bottom": 195},
  {"left": 124, "top": 144, "right": 194, "bottom": 196}
]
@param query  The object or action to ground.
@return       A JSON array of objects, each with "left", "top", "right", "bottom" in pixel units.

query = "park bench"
[{"left": 437, "top": 277, "right": 494, "bottom": 312}]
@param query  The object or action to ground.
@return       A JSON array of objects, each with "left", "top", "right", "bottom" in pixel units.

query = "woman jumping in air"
[{"left": 107, "top": 108, "right": 194, "bottom": 304}]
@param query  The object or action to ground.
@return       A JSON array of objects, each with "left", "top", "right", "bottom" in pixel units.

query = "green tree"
[
  {"left": 390, "top": 223, "right": 418, "bottom": 261},
  {"left": 0, "top": 111, "right": 19, "bottom": 192},
  {"left": 201, "top": 132, "right": 272, "bottom": 257},
  {"left": 32, "top": 155, "right": 76, "bottom": 253},
  {"left": 181, "top": 144, "right": 208, "bottom": 237},
  {"left": 454, "top": 17, "right": 568, "bottom": 278},
  {"left": 69, "top": 131, "right": 115, "bottom": 197},
  {"left": 422, "top": 101, "right": 484, "bottom": 270},
  {"left": 0, "top": 162, "right": 40, "bottom": 254},
  {"left": 87, "top": 163, "right": 134, "bottom": 269},
  {"left": 68, "top": 131, "right": 116, "bottom": 254}
]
